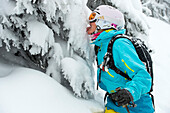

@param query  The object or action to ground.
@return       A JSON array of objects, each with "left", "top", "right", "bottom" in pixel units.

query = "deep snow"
[
  {"left": 147, "top": 17, "right": 170, "bottom": 113},
  {"left": 0, "top": 63, "right": 103, "bottom": 113},
  {"left": 0, "top": 17, "right": 170, "bottom": 113}
]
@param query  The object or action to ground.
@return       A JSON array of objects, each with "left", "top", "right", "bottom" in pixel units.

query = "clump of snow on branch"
[
  {"left": 27, "top": 20, "right": 54, "bottom": 55},
  {"left": 65, "top": 0, "right": 91, "bottom": 58},
  {"left": 61, "top": 57, "right": 94, "bottom": 98}
]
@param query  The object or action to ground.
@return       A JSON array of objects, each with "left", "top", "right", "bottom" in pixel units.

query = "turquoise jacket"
[{"left": 92, "top": 29, "right": 154, "bottom": 113}]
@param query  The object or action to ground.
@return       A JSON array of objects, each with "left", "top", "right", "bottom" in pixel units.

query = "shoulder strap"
[
  {"left": 94, "top": 45, "right": 100, "bottom": 67},
  {"left": 107, "top": 34, "right": 132, "bottom": 81}
]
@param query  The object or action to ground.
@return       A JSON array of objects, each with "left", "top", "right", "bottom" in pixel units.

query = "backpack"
[{"left": 95, "top": 34, "right": 154, "bottom": 107}]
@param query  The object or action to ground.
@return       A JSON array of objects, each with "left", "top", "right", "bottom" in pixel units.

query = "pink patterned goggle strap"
[{"left": 111, "top": 23, "right": 117, "bottom": 29}]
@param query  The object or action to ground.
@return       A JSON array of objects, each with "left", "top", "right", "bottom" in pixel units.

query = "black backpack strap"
[
  {"left": 148, "top": 92, "right": 155, "bottom": 109},
  {"left": 104, "top": 92, "right": 110, "bottom": 102},
  {"left": 107, "top": 35, "right": 132, "bottom": 81},
  {"left": 96, "top": 68, "right": 102, "bottom": 90},
  {"left": 94, "top": 45, "right": 100, "bottom": 68}
]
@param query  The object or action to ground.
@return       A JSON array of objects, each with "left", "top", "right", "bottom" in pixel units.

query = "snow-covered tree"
[
  {"left": 142, "top": 0, "right": 170, "bottom": 24},
  {"left": 0, "top": 0, "right": 95, "bottom": 99}
]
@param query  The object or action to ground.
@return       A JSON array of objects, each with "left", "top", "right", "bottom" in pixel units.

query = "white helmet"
[{"left": 89, "top": 5, "right": 125, "bottom": 30}]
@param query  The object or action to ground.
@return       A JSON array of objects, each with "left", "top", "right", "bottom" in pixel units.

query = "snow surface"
[
  {"left": 147, "top": 17, "right": 170, "bottom": 113},
  {"left": 0, "top": 63, "right": 103, "bottom": 113},
  {"left": 0, "top": 16, "right": 170, "bottom": 113}
]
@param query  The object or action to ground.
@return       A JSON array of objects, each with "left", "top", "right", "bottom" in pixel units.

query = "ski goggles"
[{"left": 89, "top": 12, "right": 97, "bottom": 23}]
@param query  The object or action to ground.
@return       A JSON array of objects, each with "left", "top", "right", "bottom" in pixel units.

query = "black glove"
[{"left": 109, "top": 88, "right": 133, "bottom": 107}]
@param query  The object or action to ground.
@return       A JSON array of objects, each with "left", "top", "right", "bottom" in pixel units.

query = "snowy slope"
[
  {"left": 148, "top": 17, "right": 170, "bottom": 113},
  {"left": 0, "top": 63, "right": 103, "bottom": 113},
  {"left": 0, "top": 17, "right": 170, "bottom": 113}
]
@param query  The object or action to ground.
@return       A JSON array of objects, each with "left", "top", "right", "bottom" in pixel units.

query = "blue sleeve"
[{"left": 113, "top": 38, "right": 152, "bottom": 101}]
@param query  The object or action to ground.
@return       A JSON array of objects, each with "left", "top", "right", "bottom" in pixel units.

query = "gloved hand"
[{"left": 109, "top": 88, "right": 133, "bottom": 107}]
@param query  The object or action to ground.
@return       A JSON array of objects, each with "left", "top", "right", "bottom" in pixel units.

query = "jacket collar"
[{"left": 91, "top": 29, "right": 126, "bottom": 46}]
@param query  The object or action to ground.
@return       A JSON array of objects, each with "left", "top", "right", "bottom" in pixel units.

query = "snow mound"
[{"left": 0, "top": 65, "right": 102, "bottom": 113}]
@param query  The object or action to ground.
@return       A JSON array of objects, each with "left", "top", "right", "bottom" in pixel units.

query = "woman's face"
[{"left": 86, "top": 22, "right": 97, "bottom": 35}]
